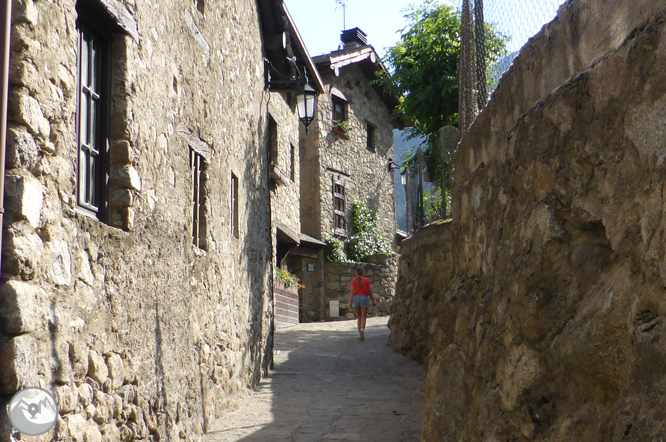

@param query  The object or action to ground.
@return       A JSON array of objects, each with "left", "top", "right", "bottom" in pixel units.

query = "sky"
[
  {"left": 283, "top": 0, "right": 568, "bottom": 63},
  {"left": 283, "top": 0, "right": 417, "bottom": 60}
]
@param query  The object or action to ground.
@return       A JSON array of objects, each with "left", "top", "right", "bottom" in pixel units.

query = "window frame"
[
  {"left": 268, "top": 115, "right": 278, "bottom": 166},
  {"left": 331, "top": 96, "right": 347, "bottom": 124},
  {"left": 366, "top": 122, "right": 376, "bottom": 152},
  {"left": 75, "top": 21, "right": 111, "bottom": 220},
  {"left": 333, "top": 179, "right": 347, "bottom": 236},
  {"left": 190, "top": 148, "right": 208, "bottom": 249},
  {"left": 289, "top": 143, "right": 295, "bottom": 182},
  {"left": 231, "top": 172, "right": 239, "bottom": 239}
]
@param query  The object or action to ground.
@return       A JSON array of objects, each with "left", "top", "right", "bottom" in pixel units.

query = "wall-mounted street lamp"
[
  {"left": 400, "top": 168, "right": 408, "bottom": 186},
  {"left": 264, "top": 57, "right": 318, "bottom": 132},
  {"left": 387, "top": 157, "right": 401, "bottom": 172},
  {"left": 295, "top": 84, "right": 317, "bottom": 132}
]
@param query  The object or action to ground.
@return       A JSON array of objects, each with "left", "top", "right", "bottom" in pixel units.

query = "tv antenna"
[{"left": 335, "top": 0, "right": 348, "bottom": 30}]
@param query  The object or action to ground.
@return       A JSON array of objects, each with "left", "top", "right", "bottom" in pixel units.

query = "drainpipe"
[{"left": 0, "top": 0, "right": 12, "bottom": 283}]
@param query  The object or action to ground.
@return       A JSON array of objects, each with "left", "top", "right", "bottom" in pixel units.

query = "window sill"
[
  {"left": 270, "top": 164, "right": 289, "bottom": 186},
  {"left": 333, "top": 228, "right": 347, "bottom": 238}
]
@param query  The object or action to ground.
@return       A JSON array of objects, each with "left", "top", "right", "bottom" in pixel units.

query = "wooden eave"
[
  {"left": 313, "top": 46, "right": 403, "bottom": 128},
  {"left": 282, "top": 2, "right": 325, "bottom": 94},
  {"left": 257, "top": 0, "right": 324, "bottom": 94}
]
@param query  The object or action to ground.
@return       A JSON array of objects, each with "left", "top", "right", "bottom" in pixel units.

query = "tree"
[{"left": 377, "top": 0, "right": 507, "bottom": 220}]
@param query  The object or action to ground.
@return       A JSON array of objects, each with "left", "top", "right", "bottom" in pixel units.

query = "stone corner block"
[
  {"left": 0, "top": 280, "right": 48, "bottom": 334},
  {"left": 8, "top": 89, "right": 50, "bottom": 140},
  {"left": 6, "top": 125, "right": 39, "bottom": 170},
  {"left": 110, "top": 140, "right": 133, "bottom": 164},
  {"left": 111, "top": 165, "right": 141, "bottom": 191},
  {"left": 4, "top": 173, "right": 44, "bottom": 228},
  {"left": 47, "top": 240, "right": 72, "bottom": 287},
  {"left": 0, "top": 335, "right": 38, "bottom": 395},
  {"left": 110, "top": 189, "right": 134, "bottom": 208}
]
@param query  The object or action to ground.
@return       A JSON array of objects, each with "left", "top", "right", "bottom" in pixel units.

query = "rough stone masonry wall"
[
  {"left": 324, "top": 254, "right": 398, "bottom": 319},
  {"left": 0, "top": 0, "right": 275, "bottom": 440},
  {"left": 316, "top": 65, "right": 396, "bottom": 245},
  {"left": 269, "top": 96, "right": 301, "bottom": 242},
  {"left": 390, "top": 2, "right": 666, "bottom": 440},
  {"left": 299, "top": 63, "right": 396, "bottom": 243},
  {"left": 456, "top": 0, "right": 666, "bottom": 183},
  {"left": 388, "top": 222, "right": 452, "bottom": 365}
]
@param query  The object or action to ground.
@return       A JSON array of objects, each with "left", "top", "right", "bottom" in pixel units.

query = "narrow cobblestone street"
[{"left": 204, "top": 317, "right": 425, "bottom": 442}]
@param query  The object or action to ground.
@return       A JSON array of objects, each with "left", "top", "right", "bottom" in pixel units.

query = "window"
[
  {"left": 290, "top": 143, "right": 295, "bottom": 182},
  {"left": 231, "top": 173, "right": 239, "bottom": 239},
  {"left": 366, "top": 122, "right": 375, "bottom": 152},
  {"left": 77, "top": 22, "right": 109, "bottom": 217},
  {"left": 190, "top": 149, "right": 207, "bottom": 249},
  {"left": 268, "top": 115, "right": 278, "bottom": 165},
  {"left": 332, "top": 96, "right": 347, "bottom": 124},
  {"left": 333, "top": 180, "right": 346, "bottom": 234}
]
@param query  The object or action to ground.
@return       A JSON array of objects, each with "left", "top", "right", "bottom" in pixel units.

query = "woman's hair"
[{"left": 355, "top": 266, "right": 363, "bottom": 276}]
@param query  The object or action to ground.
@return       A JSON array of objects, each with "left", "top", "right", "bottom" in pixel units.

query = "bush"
[
  {"left": 323, "top": 234, "right": 348, "bottom": 263},
  {"left": 347, "top": 202, "right": 392, "bottom": 262}
]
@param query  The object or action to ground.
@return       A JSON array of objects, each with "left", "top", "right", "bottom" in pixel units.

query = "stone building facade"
[
  {"left": 297, "top": 29, "right": 400, "bottom": 321},
  {"left": 0, "top": 0, "right": 318, "bottom": 440}
]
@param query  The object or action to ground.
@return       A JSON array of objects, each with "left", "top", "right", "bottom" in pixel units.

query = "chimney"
[{"left": 340, "top": 27, "right": 368, "bottom": 49}]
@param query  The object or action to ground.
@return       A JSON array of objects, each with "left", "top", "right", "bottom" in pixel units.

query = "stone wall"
[
  {"left": 389, "top": 0, "right": 666, "bottom": 440},
  {"left": 0, "top": 0, "right": 279, "bottom": 440},
  {"left": 269, "top": 97, "right": 301, "bottom": 243},
  {"left": 388, "top": 222, "right": 452, "bottom": 365},
  {"left": 324, "top": 255, "right": 398, "bottom": 319},
  {"left": 456, "top": 0, "right": 666, "bottom": 184}
]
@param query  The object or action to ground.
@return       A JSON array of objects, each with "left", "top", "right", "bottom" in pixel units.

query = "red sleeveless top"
[{"left": 351, "top": 277, "right": 371, "bottom": 295}]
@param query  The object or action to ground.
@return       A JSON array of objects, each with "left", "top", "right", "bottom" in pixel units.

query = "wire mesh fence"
[
  {"left": 404, "top": 0, "right": 569, "bottom": 234},
  {"left": 458, "top": 0, "right": 568, "bottom": 132}
]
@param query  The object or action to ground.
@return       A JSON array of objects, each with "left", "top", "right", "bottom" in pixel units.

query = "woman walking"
[{"left": 348, "top": 266, "right": 376, "bottom": 341}]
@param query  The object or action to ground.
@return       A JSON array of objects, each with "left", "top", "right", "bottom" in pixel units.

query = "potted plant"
[
  {"left": 275, "top": 267, "right": 304, "bottom": 289},
  {"left": 332, "top": 120, "right": 354, "bottom": 137}
]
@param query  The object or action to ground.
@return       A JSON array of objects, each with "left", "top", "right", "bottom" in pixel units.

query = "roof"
[
  {"left": 299, "top": 233, "right": 326, "bottom": 249},
  {"left": 312, "top": 44, "right": 403, "bottom": 128}
]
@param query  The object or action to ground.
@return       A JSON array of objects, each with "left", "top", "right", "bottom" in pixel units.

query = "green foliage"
[
  {"left": 347, "top": 202, "right": 392, "bottom": 262},
  {"left": 376, "top": 0, "right": 507, "bottom": 224},
  {"left": 424, "top": 190, "right": 447, "bottom": 223},
  {"left": 334, "top": 121, "right": 354, "bottom": 133},
  {"left": 275, "top": 267, "right": 304, "bottom": 289},
  {"left": 376, "top": 0, "right": 508, "bottom": 139},
  {"left": 323, "top": 234, "right": 349, "bottom": 263}
]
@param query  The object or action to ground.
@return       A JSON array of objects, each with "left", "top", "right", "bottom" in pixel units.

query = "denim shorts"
[{"left": 353, "top": 295, "right": 371, "bottom": 309}]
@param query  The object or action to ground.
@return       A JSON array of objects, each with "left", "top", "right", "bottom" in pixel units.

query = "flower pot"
[{"left": 332, "top": 125, "right": 349, "bottom": 138}]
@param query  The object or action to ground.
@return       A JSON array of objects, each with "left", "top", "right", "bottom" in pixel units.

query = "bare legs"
[{"left": 355, "top": 307, "right": 368, "bottom": 341}]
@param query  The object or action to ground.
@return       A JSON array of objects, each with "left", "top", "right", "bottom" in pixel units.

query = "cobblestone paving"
[{"left": 204, "top": 317, "right": 425, "bottom": 442}]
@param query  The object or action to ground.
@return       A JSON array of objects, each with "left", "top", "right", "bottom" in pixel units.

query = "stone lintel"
[{"left": 178, "top": 125, "right": 212, "bottom": 162}]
